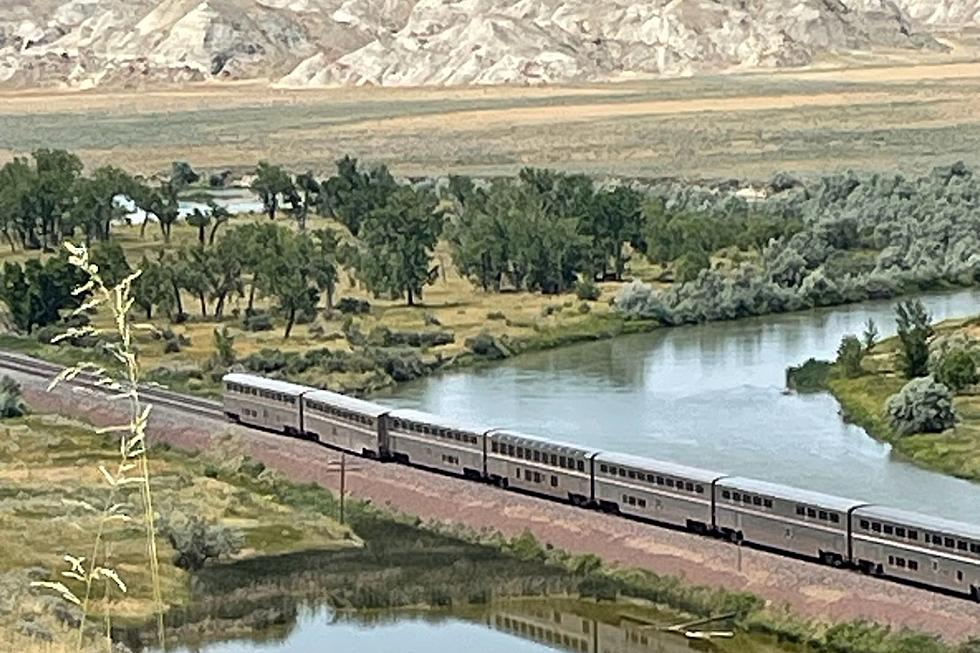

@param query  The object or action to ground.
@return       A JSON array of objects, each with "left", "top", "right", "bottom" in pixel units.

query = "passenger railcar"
[
  {"left": 715, "top": 477, "right": 864, "bottom": 565},
  {"left": 222, "top": 373, "right": 311, "bottom": 435},
  {"left": 852, "top": 505, "right": 980, "bottom": 598},
  {"left": 385, "top": 408, "right": 490, "bottom": 479},
  {"left": 593, "top": 452, "right": 725, "bottom": 533},
  {"left": 487, "top": 431, "right": 597, "bottom": 505},
  {"left": 302, "top": 389, "right": 390, "bottom": 458}
]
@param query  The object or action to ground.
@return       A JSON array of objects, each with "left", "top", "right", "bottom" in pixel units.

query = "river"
[{"left": 379, "top": 288, "right": 980, "bottom": 523}]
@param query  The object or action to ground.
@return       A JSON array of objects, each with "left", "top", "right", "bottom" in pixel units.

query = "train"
[{"left": 221, "top": 372, "right": 980, "bottom": 601}]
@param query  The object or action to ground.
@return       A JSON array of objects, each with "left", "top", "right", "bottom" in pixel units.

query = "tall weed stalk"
[{"left": 32, "top": 243, "right": 165, "bottom": 650}]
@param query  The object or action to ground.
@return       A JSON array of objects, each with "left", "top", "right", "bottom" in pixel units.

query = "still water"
[
  {"left": 380, "top": 289, "right": 980, "bottom": 522},
  {"left": 160, "top": 600, "right": 792, "bottom": 653}
]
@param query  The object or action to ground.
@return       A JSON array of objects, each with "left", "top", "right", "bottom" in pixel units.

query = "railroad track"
[{"left": 0, "top": 350, "right": 225, "bottom": 420}]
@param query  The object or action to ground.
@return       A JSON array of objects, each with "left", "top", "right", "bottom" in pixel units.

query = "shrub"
[
  {"left": 578, "top": 303, "right": 591, "bottom": 315},
  {"left": 486, "top": 311, "right": 506, "bottom": 321},
  {"left": 0, "top": 376, "right": 27, "bottom": 419},
  {"left": 613, "top": 281, "right": 672, "bottom": 323},
  {"left": 786, "top": 358, "right": 831, "bottom": 391},
  {"left": 935, "top": 350, "right": 978, "bottom": 391},
  {"left": 336, "top": 297, "right": 371, "bottom": 314},
  {"left": 886, "top": 376, "right": 955, "bottom": 436},
  {"left": 159, "top": 514, "right": 243, "bottom": 571},
  {"left": 575, "top": 279, "right": 601, "bottom": 301},
  {"left": 896, "top": 300, "right": 933, "bottom": 378},
  {"left": 836, "top": 335, "right": 865, "bottom": 378},
  {"left": 465, "top": 333, "right": 513, "bottom": 359},
  {"left": 242, "top": 312, "right": 274, "bottom": 332}
]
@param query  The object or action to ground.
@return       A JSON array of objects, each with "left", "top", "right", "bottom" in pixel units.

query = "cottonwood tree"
[
  {"left": 251, "top": 162, "right": 292, "bottom": 221},
  {"left": 310, "top": 228, "right": 340, "bottom": 310},
  {"left": 896, "top": 300, "right": 933, "bottom": 378},
  {"left": 207, "top": 202, "right": 232, "bottom": 244},
  {"left": 186, "top": 208, "right": 211, "bottom": 245},
  {"left": 322, "top": 156, "right": 398, "bottom": 236},
  {"left": 356, "top": 187, "right": 444, "bottom": 306},
  {"left": 286, "top": 172, "right": 319, "bottom": 232},
  {"left": 259, "top": 230, "right": 319, "bottom": 338}
]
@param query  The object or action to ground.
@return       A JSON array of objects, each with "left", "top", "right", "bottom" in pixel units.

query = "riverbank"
[
  {"left": 788, "top": 315, "right": 980, "bottom": 483},
  {"left": 7, "top": 367, "right": 979, "bottom": 649}
]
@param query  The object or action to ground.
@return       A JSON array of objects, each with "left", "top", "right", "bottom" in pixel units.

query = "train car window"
[
  {"left": 566, "top": 458, "right": 573, "bottom": 470},
  {"left": 807, "top": 508, "right": 817, "bottom": 518},
  {"left": 516, "top": 447, "right": 524, "bottom": 458},
  {"left": 533, "top": 472, "right": 542, "bottom": 483},
  {"left": 638, "top": 498, "right": 647, "bottom": 508},
  {"left": 608, "top": 466, "right": 616, "bottom": 475},
  {"left": 508, "top": 445, "right": 515, "bottom": 456},
  {"left": 957, "top": 570, "right": 964, "bottom": 582},
  {"left": 908, "top": 530, "right": 918, "bottom": 541},
  {"left": 818, "top": 511, "right": 828, "bottom": 521},
  {"left": 945, "top": 537, "right": 955, "bottom": 548},
  {"left": 668, "top": 479, "right": 677, "bottom": 488},
  {"left": 627, "top": 470, "right": 636, "bottom": 479},
  {"left": 722, "top": 490, "right": 731, "bottom": 499},
  {"left": 731, "top": 491, "right": 739, "bottom": 501},
  {"left": 550, "top": 454, "right": 558, "bottom": 466},
  {"left": 763, "top": 498, "right": 771, "bottom": 507},
  {"left": 888, "top": 556, "right": 895, "bottom": 565},
  {"left": 895, "top": 527, "right": 905, "bottom": 537},
  {"left": 932, "top": 535, "right": 942, "bottom": 545},
  {"left": 830, "top": 514, "right": 840, "bottom": 524},
  {"left": 532, "top": 450, "right": 541, "bottom": 462},
  {"left": 909, "top": 560, "right": 918, "bottom": 571},
  {"left": 796, "top": 506, "right": 806, "bottom": 516},
  {"left": 524, "top": 470, "right": 532, "bottom": 481},
  {"left": 656, "top": 476, "right": 664, "bottom": 485},
  {"left": 896, "top": 558, "right": 906, "bottom": 568},
  {"left": 883, "top": 525, "right": 893, "bottom": 535},
  {"left": 551, "top": 475, "right": 558, "bottom": 487},
  {"left": 872, "top": 523, "right": 881, "bottom": 533},
  {"left": 515, "top": 467, "right": 521, "bottom": 478},
  {"left": 686, "top": 482, "right": 695, "bottom": 492},
  {"left": 577, "top": 461, "right": 584, "bottom": 472},
  {"left": 971, "top": 544, "right": 980, "bottom": 554},
  {"left": 753, "top": 497, "right": 762, "bottom": 506},
  {"left": 618, "top": 468, "right": 626, "bottom": 477},
  {"left": 491, "top": 442, "right": 499, "bottom": 454},
  {"left": 958, "top": 541, "right": 968, "bottom": 551}
]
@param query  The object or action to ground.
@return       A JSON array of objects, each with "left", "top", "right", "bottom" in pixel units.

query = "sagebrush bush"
[
  {"left": 159, "top": 514, "right": 243, "bottom": 572},
  {"left": 886, "top": 376, "right": 956, "bottom": 436},
  {"left": 574, "top": 279, "right": 601, "bottom": 301}
]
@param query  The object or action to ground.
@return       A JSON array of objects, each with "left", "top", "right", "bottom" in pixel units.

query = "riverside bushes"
[{"left": 886, "top": 377, "right": 956, "bottom": 436}]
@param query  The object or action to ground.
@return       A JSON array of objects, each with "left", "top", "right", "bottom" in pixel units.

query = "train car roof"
[
  {"left": 719, "top": 476, "right": 866, "bottom": 513},
  {"left": 854, "top": 505, "right": 980, "bottom": 541},
  {"left": 389, "top": 408, "right": 495, "bottom": 434},
  {"left": 304, "top": 389, "right": 390, "bottom": 417},
  {"left": 222, "top": 373, "right": 313, "bottom": 397},
  {"left": 489, "top": 429, "right": 600, "bottom": 456},
  {"left": 594, "top": 451, "right": 726, "bottom": 484}
]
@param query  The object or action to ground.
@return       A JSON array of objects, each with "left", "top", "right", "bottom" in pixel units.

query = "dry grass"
[
  {"left": 0, "top": 414, "right": 358, "bottom": 650},
  {"left": 4, "top": 61, "right": 980, "bottom": 180}
]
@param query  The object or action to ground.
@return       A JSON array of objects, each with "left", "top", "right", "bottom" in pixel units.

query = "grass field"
[
  {"left": 0, "top": 413, "right": 358, "bottom": 652},
  {"left": 4, "top": 59, "right": 980, "bottom": 180}
]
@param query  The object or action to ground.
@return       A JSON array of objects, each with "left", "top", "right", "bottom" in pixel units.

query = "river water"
[{"left": 380, "top": 289, "right": 980, "bottom": 523}]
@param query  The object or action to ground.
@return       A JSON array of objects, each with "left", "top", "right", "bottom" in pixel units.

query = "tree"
[
  {"left": 886, "top": 376, "right": 955, "bottom": 436},
  {"left": 132, "top": 255, "right": 171, "bottom": 320},
  {"left": 310, "top": 228, "right": 339, "bottom": 309},
  {"left": 70, "top": 166, "right": 134, "bottom": 244},
  {"left": 251, "top": 162, "right": 291, "bottom": 220},
  {"left": 675, "top": 249, "right": 710, "bottom": 283},
  {"left": 582, "top": 186, "right": 644, "bottom": 280},
  {"left": 30, "top": 148, "right": 83, "bottom": 249},
  {"left": 207, "top": 202, "right": 232, "bottom": 245},
  {"left": 862, "top": 318, "right": 879, "bottom": 352},
  {"left": 170, "top": 161, "right": 200, "bottom": 188},
  {"left": 186, "top": 208, "right": 211, "bottom": 245},
  {"left": 322, "top": 156, "right": 398, "bottom": 236},
  {"left": 509, "top": 196, "right": 585, "bottom": 294},
  {"left": 259, "top": 230, "right": 318, "bottom": 338},
  {"left": 286, "top": 172, "right": 319, "bottom": 232},
  {"left": 935, "top": 350, "right": 977, "bottom": 391},
  {"left": 895, "top": 300, "right": 933, "bottom": 378},
  {"left": 356, "top": 187, "right": 444, "bottom": 306},
  {"left": 210, "top": 327, "right": 236, "bottom": 370},
  {"left": 836, "top": 334, "right": 865, "bottom": 378},
  {"left": 0, "top": 255, "right": 86, "bottom": 332},
  {"left": 209, "top": 236, "right": 244, "bottom": 318},
  {"left": 89, "top": 240, "right": 132, "bottom": 289}
]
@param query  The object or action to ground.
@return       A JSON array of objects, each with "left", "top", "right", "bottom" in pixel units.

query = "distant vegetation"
[{"left": 3, "top": 151, "right": 980, "bottom": 395}]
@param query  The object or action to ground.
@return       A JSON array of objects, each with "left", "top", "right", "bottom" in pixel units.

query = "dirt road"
[{"left": 15, "top": 373, "right": 980, "bottom": 641}]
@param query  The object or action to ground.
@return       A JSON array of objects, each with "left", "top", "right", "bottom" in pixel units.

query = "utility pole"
[{"left": 339, "top": 453, "right": 346, "bottom": 525}]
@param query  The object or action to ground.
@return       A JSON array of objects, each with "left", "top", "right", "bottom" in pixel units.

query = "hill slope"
[{"left": 0, "top": 0, "right": 970, "bottom": 88}]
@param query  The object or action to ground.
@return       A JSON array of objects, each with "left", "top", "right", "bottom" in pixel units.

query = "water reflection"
[
  {"left": 158, "top": 600, "right": 791, "bottom": 653},
  {"left": 379, "top": 289, "right": 980, "bottom": 522}
]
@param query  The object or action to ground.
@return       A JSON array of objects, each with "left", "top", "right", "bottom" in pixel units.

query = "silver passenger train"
[{"left": 222, "top": 372, "right": 980, "bottom": 601}]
